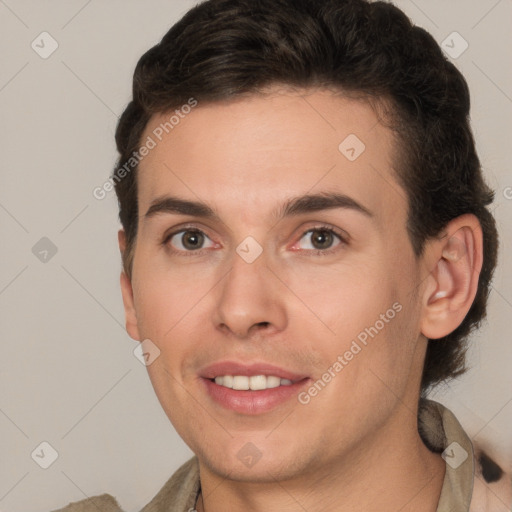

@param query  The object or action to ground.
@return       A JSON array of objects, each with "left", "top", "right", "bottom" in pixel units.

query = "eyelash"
[{"left": 161, "top": 224, "right": 348, "bottom": 257}]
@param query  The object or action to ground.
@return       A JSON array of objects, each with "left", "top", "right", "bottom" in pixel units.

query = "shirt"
[{"left": 51, "top": 399, "right": 511, "bottom": 512}]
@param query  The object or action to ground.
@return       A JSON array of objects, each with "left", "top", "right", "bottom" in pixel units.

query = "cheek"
[
  {"left": 287, "top": 260, "right": 397, "bottom": 338},
  {"left": 131, "top": 259, "right": 207, "bottom": 338},
  {"left": 130, "top": 261, "right": 221, "bottom": 386},
  {"left": 131, "top": 269, "right": 206, "bottom": 405},
  {"left": 291, "top": 260, "right": 416, "bottom": 385}
]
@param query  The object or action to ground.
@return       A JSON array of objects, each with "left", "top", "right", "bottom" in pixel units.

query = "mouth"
[
  {"left": 199, "top": 361, "right": 311, "bottom": 415},
  {"left": 208, "top": 375, "right": 300, "bottom": 390}
]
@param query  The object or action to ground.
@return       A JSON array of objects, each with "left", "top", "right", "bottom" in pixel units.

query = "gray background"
[{"left": 0, "top": 1, "right": 510, "bottom": 511}]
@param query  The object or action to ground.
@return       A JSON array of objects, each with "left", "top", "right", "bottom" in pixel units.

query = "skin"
[{"left": 119, "top": 87, "right": 483, "bottom": 511}]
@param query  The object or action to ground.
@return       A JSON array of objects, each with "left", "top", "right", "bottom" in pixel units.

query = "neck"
[{"left": 196, "top": 407, "right": 446, "bottom": 512}]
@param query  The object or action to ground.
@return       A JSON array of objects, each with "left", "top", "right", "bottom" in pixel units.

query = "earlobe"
[{"left": 421, "top": 215, "right": 483, "bottom": 340}]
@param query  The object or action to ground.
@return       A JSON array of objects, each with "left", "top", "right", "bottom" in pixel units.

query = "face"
[{"left": 121, "top": 87, "right": 430, "bottom": 483}]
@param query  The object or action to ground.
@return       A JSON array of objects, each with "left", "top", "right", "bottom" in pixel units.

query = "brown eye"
[
  {"left": 167, "top": 229, "right": 214, "bottom": 252},
  {"left": 294, "top": 226, "right": 346, "bottom": 255},
  {"left": 310, "top": 229, "right": 334, "bottom": 249}
]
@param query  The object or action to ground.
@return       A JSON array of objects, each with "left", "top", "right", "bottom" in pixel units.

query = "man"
[{"left": 55, "top": 0, "right": 510, "bottom": 510}]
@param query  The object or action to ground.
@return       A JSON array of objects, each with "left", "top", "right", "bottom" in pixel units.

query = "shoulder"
[
  {"left": 140, "top": 456, "right": 200, "bottom": 512},
  {"left": 418, "top": 398, "right": 511, "bottom": 511},
  {"left": 50, "top": 457, "right": 199, "bottom": 512},
  {"left": 51, "top": 493, "right": 123, "bottom": 512}
]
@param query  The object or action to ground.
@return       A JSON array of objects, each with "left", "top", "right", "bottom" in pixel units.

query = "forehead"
[{"left": 137, "top": 88, "right": 407, "bottom": 228}]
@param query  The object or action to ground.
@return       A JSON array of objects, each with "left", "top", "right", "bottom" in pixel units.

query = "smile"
[{"left": 212, "top": 375, "right": 295, "bottom": 390}]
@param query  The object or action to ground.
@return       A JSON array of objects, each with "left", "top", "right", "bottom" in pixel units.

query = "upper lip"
[{"left": 200, "top": 361, "right": 309, "bottom": 382}]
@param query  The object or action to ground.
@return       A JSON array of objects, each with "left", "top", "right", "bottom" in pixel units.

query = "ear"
[
  {"left": 118, "top": 229, "right": 141, "bottom": 341},
  {"left": 420, "top": 214, "right": 484, "bottom": 340}
]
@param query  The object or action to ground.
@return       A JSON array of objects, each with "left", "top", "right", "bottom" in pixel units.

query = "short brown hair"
[{"left": 113, "top": 0, "right": 499, "bottom": 393}]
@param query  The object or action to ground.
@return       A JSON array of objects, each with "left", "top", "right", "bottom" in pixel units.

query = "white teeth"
[
  {"left": 222, "top": 375, "right": 234, "bottom": 388},
  {"left": 249, "top": 375, "right": 267, "bottom": 390},
  {"left": 212, "top": 375, "right": 295, "bottom": 390},
  {"left": 232, "top": 376, "right": 249, "bottom": 390},
  {"left": 266, "top": 376, "right": 281, "bottom": 388}
]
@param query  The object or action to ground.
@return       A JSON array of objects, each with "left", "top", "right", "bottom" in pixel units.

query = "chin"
[
  {"left": 202, "top": 453, "right": 303, "bottom": 483},
  {"left": 200, "top": 434, "right": 319, "bottom": 481}
]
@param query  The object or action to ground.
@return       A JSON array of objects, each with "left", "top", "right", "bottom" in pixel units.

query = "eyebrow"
[{"left": 144, "top": 192, "right": 374, "bottom": 221}]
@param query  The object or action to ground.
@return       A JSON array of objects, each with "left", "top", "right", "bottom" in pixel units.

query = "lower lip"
[{"left": 201, "top": 377, "right": 310, "bottom": 415}]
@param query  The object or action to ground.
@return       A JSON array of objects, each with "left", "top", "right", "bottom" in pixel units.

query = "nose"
[{"left": 212, "top": 248, "right": 287, "bottom": 340}]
